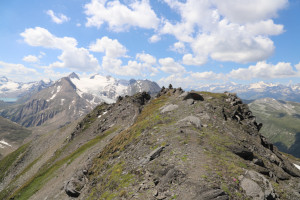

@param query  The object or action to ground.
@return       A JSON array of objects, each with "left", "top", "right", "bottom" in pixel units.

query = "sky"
[{"left": 0, "top": 0, "right": 300, "bottom": 88}]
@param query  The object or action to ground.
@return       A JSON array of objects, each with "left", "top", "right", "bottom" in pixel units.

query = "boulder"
[
  {"left": 65, "top": 178, "right": 84, "bottom": 197},
  {"left": 240, "top": 170, "right": 277, "bottom": 200},
  {"left": 160, "top": 104, "right": 179, "bottom": 113},
  {"left": 182, "top": 92, "right": 204, "bottom": 101},
  {"left": 179, "top": 116, "right": 201, "bottom": 129},
  {"left": 139, "top": 146, "right": 165, "bottom": 165}
]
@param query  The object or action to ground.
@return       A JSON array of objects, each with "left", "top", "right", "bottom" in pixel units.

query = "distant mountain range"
[
  {"left": 196, "top": 81, "right": 300, "bottom": 102},
  {"left": 0, "top": 73, "right": 160, "bottom": 128},
  {"left": 0, "top": 76, "right": 53, "bottom": 102},
  {"left": 68, "top": 72, "right": 161, "bottom": 103}
]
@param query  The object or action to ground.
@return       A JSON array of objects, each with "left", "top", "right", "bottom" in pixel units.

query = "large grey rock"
[
  {"left": 179, "top": 116, "right": 201, "bottom": 129},
  {"left": 65, "top": 177, "right": 84, "bottom": 197},
  {"left": 160, "top": 104, "right": 178, "bottom": 113},
  {"left": 240, "top": 170, "right": 277, "bottom": 200},
  {"left": 240, "top": 178, "right": 264, "bottom": 199},
  {"left": 139, "top": 146, "right": 165, "bottom": 165}
]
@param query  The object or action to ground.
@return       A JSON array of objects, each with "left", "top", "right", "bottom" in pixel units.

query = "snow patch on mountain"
[
  {"left": 0, "top": 139, "right": 12, "bottom": 148},
  {"left": 71, "top": 74, "right": 128, "bottom": 100}
]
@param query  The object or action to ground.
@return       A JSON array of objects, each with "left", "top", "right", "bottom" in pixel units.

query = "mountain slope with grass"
[
  {"left": 1, "top": 88, "right": 300, "bottom": 200},
  {"left": 0, "top": 117, "right": 31, "bottom": 158},
  {"left": 249, "top": 98, "right": 300, "bottom": 158}
]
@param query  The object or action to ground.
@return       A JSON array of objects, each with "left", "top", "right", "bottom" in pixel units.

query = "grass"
[
  {"left": 8, "top": 127, "right": 118, "bottom": 200},
  {"left": 199, "top": 91, "right": 227, "bottom": 99},
  {"left": 87, "top": 96, "right": 168, "bottom": 199},
  {"left": 0, "top": 143, "right": 30, "bottom": 182},
  {"left": 92, "top": 162, "right": 134, "bottom": 200},
  {"left": 80, "top": 103, "right": 107, "bottom": 132}
]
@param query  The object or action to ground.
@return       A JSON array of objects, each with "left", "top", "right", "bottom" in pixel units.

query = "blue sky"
[{"left": 0, "top": 0, "right": 300, "bottom": 87}]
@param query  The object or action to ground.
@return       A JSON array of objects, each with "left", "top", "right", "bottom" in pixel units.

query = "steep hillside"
[
  {"left": 1, "top": 89, "right": 300, "bottom": 199},
  {"left": 249, "top": 98, "right": 300, "bottom": 157},
  {"left": 0, "top": 117, "right": 31, "bottom": 158}
]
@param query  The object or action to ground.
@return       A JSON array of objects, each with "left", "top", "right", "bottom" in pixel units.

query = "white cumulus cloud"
[
  {"left": 182, "top": 54, "right": 206, "bottom": 66},
  {"left": 229, "top": 61, "right": 299, "bottom": 80},
  {"left": 213, "top": 0, "right": 288, "bottom": 24},
  {"left": 23, "top": 55, "right": 39, "bottom": 63},
  {"left": 159, "top": 57, "right": 186, "bottom": 74},
  {"left": 21, "top": 27, "right": 99, "bottom": 72},
  {"left": 0, "top": 61, "right": 40, "bottom": 81},
  {"left": 89, "top": 36, "right": 127, "bottom": 58},
  {"left": 46, "top": 10, "right": 70, "bottom": 24},
  {"left": 160, "top": 0, "right": 287, "bottom": 65},
  {"left": 84, "top": 0, "right": 159, "bottom": 31},
  {"left": 89, "top": 36, "right": 158, "bottom": 77}
]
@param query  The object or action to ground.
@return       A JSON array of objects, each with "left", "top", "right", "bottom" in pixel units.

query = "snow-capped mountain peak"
[
  {"left": 69, "top": 73, "right": 160, "bottom": 103},
  {"left": 68, "top": 72, "right": 80, "bottom": 80},
  {"left": 249, "top": 81, "right": 278, "bottom": 89}
]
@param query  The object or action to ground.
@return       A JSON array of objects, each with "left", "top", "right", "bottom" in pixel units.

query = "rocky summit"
[{"left": 1, "top": 88, "right": 300, "bottom": 200}]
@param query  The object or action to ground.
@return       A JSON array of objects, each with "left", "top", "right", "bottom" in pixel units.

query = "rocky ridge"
[{"left": 1, "top": 88, "right": 300, "bottom": 199}]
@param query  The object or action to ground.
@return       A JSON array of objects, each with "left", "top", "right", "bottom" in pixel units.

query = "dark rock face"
[
  {"left": 183, "top": 92, "right": 204, "bottom": 101},
  {"left": 223, "top": 92, "right": 262, "bottom": 133},
  {"left": 0, "top": 99, "right": 54, "bottom": 127},
  {"left": 230, "top": 146, "right": 254, "bottom": 161}
]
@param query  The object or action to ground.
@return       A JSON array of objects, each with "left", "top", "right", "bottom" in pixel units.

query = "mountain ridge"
[{"left": 1, "top": 88, "right": 300, "bottom": 199}]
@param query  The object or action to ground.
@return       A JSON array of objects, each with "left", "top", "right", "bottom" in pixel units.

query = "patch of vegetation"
[
  {"left": 201, "top": 126, "right": 248, "bottom": 199},
  {"left": 81, "top": 103, "right": 107, "bottom": 131},
  {"left": 13, "top": 155, "right": 43, "bottom": 182},
  {"left": 88, "top": 162, "right": 134, "bottom": 200},
  {"left": 88, "top": 96, "right": 168, "bottom": 198},
  {"left": 0, "top": 143, "right": 30, "bottom": 182},
  {"left": 199, "top": 91, "right": 227, "bottom": 99},
  {"left": 8, "top": 127, "right": 118, "bottom": 200},
  {"left": 181, "top": 154, "right": 188, "bottom": 161}
]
